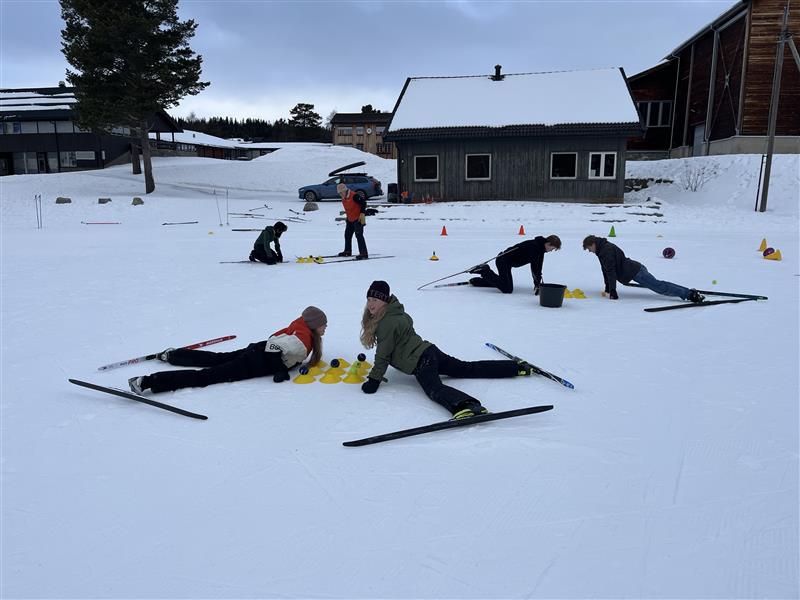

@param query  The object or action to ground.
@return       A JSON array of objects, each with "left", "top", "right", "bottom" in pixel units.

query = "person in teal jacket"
[
  {"left": 250, "top": 221, "right": 287, "bottom": 264},
  {"left": 358, "top": 280, "right": 531, "bottom": 419}
]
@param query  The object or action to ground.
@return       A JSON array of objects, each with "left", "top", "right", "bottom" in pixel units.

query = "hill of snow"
[{"left": 1, "top": 150, "right": 797, "bottom": 598}]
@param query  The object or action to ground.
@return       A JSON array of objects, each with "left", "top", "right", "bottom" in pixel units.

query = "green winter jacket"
[
  {"left": 255, "top": 226, "right": 281, "bottom": 255},
  {"left": 368, "top": 296, "right": 432, "bottom": 381}
]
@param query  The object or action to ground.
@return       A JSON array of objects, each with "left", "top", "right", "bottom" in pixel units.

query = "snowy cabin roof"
[{"left": 385, "top": 68, "right": 642, "bottom": 140}]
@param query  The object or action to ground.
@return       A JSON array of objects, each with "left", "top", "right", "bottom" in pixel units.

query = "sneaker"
[
  {"left": 687, "top": 289, "right": 705, "bottom": 303},
  {"left": 355, "top": 254, "right": 369, "bottom": 260},
  {"left": 128, "top": 376, "right": 147, "bottom": 395},
  {"left": 337, "top": 251, "right": 352, "bottom": 257},
  {"left": 249, "top": 252, "right": 256, "bottom": 262},
  {"left": 516, "top": 360, "right": 534, "bottom": 376},
  {"left": 157, "top": 347, "right": 175, "bottom": 362}
]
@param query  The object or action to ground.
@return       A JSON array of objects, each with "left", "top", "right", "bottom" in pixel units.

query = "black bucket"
[{"left": 539, "top": 283, "right": 567, "bottom": 308}]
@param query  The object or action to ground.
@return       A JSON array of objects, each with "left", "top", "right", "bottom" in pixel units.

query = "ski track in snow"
[{"left": 1, "top": 148, "right": 798, "bottom": 598}]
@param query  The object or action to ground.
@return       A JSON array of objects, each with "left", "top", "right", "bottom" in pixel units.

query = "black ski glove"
[
  {"left": 273, "top": 369, "right": 290, "bottom": 383},
  {"left": 361, "top": 378, "right": 380, "bottom": 394},
  {"left": 609, "top": 290, "right": 619, "bottom": 300}
]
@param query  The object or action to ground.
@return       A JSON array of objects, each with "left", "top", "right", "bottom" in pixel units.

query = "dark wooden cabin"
[{"left": 384, "top": 67, "right": 642, "bottom": 203}]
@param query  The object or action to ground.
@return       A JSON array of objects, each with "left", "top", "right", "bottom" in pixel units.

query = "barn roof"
[{"left": 385, "top": 67, "right": 641, "bottom": 139}]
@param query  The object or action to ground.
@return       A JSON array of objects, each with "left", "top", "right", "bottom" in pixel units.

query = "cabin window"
[
  {"left": 589, "top": 152, "right": 616, "bottom": 179},
  {"left": 21, "top": 122, "right": 38, "bottom": 134},
  {"left": 550, "top": 153, "right": 577, "bottom": 179},
  {"left": 37, "top": 121, "right": 55, "bottom": 133},
  {"left": 56, "top": 120, "right": 74, "bottom": 133},
  {"left": 338, "top": 127, "right": 353, "bottom": 136},
  {"left": 465, "top": 154, "right": 491, "bottom": 180},
  {"left": 376, "top": 126, "right": 385, "bottom": 135},
  {"left": 355, "top": 126, "right": 364, "bottom": 135},
  {"left": 414, "top": 155, "right": 438, "bottom": 181}
]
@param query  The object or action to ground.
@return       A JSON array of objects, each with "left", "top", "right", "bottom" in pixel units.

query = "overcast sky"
[{"left": 1, "top": 0, "right": 738, "bottom": 122}]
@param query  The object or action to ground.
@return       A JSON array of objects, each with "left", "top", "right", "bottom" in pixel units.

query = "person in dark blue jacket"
[{"left": 583, "top": 235, "right": 704, "bottom": 302}]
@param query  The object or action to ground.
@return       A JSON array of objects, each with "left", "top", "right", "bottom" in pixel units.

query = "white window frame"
[
  {"left": 550, "top": 152, "right": 578, "bottom": 180},
  {"left": 414, "top": 155, "right": 439, "bottom": 182},
  {"left": 465, "top": 153, "right": 491, "bottom": 181},
  {"left": 639, "top": 101, "right": 672, "bottom": 129},
  {"left": 588, "top": 152, "right": 617, "bottom": 179}
]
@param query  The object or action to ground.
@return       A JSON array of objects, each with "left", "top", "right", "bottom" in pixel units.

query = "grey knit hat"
[{"left": 302, "top": 306, "right": 327, "bottom": 329}]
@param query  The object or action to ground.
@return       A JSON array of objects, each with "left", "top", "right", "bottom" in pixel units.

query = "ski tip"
[{"left": 563, "top": 381, "right": 575, "bottom": 389}]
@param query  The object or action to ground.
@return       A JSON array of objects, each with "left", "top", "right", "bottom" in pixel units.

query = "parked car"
[{"left": 298, "top": 161, "right": 382, "bottom": 202}]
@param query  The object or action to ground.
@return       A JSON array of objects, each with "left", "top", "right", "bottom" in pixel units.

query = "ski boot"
[
  {"left": 516, "top": 360, "right": 534, "bottom": 376},
  {"left": 157, "top": 348, "right": 176, "bottom": 362},
  {"left": 128, "top": 376, "right": 148, "bottom": 395},
  {"left": 337, "top": 251, "right": 352, "bottom": 257},
  {"left": 452, "top": 404, "right": 490, "bottom": 420},
  {"left": 355, "top": 254, "right": 369, "bottom": 260},
  {"left": 687, "top": 289, "right": 705, "bottom": 303}
]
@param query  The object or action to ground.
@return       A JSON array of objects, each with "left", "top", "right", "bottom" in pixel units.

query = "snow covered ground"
[{"left": 1, "top": 148, "right": 798, "bottom": 598}]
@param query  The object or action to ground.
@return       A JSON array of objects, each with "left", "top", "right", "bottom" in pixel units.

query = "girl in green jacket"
[{"left": 359, "top": 281, "right": 530, "bottom": 419}]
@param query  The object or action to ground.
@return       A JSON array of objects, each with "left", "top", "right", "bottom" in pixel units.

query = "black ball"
[
  {"left": 357, "top": 353, "right": 366, "bottom": 362},
  {"left": 330, "top": 358, "right": 340, "bottom": 368},
  {"left": 299, "top": 366, "right": 309, "bottom": 375}
]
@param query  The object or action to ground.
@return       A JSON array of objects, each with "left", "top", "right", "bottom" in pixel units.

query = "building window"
[
  {"left": 110, "top": 126, "right": 130, "bottom": 136},
  {"left": 75, "top": 150, "right": 96, "bottom": 161},
  {"left": 60, "top": 151, "right": 78, "bottom": 168},
  {"left": 550, "top": 153, "right": 577, "bottom": 179},
  {"left": 38, "top": 121, "right": 55, "bottom": 133},
  {"left": 376, "top": 126, "right": 385, "bottom": 135},
  {"left": 465, "top": 154, "right": 491, "bottom": 180},
  {"left": 637, "top": 101, "right": 672, "bottom": 128},
  {"left": 376, "top": 143, "right": 392, "bottom": 154},
  {"left": 589, "top": 152, "right": 616, "bottom": 179},
  {"left": 56, "top": 121, "right": 74, "bottom": 134},
  {"left": 338, "top": 127, "right": 352, "bottom": 136},
  {"left": 20, "top": 122, "right": 37, "bottom": 134},
  {"left": 414, "top": 155, "right": 438, "bottom": 181},
  {"left": 355, "top": 126, "right": 364, "bottom": 135},
  {"left": 47, "top": 152, "right": 59, "bottom": 172}
]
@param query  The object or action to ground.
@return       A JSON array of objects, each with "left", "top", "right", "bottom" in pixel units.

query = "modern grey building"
[
  {"left": 384, "top": 67, "right": 643, "bottom": 203},
  {"left": 0, "top": 86, "right": 180, "bottom": 176}
]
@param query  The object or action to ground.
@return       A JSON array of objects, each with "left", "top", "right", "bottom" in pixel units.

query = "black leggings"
[
  {"left": 469, "top": 256, "right": 514, "bottom": 293},
  {"left": 144, "top": 342, "right": 282, "bottom": 393},
  {"left": 251, "top": 245, "right": 277, "bottom": 264},
  {"left": 413, "top": 345, "right": 518, "bottom": 414}
]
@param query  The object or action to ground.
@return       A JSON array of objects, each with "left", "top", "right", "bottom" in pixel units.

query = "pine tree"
[
  {"left": 288, "top": 103, "right": 322, "bottom": 129},
  {"left": 60, "top": 0, "right": 209, "bottom": 193}
]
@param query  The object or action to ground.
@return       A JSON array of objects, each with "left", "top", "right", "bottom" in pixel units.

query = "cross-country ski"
[
  {"left": 97, "top": 335, "right": 236, "bottom": 371},
  {"left": 69, "top": 379, "right": 208, "bottom": 420}
]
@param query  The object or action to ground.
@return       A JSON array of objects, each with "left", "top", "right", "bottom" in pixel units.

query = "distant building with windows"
[
  {"left": 627, "top": 0, "right": 800, "bottom": 158},
  {"left": 384, "top": 66, "right": 642, "bottom": 203},
  {"left": 0, "top": 86, "right": 181, "bottom": 176},
  {"left": 331, "top": 112, "right": 396, "bottom": 159}
]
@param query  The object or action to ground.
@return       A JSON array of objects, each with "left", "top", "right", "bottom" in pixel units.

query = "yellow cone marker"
[
  {"left": 293, "top": 372, "right": 316, "bottom": 384},
  {"left": 758, "top": 238, "right": 767, "bottom": 252},
  {"left": 563, "top": 289, "right": 573, "bottom": 299},
  {"left": 307, "top": 366, "right": 324, "bottom": 377},
  {"left": 764, "top": 249, "right": 782, "bottom": 261},
  {"left": 320, "top": 372, "right": 342, "bottom": 384},
  {"left": 325, "top": 367, "right": 345, "bottom": 377}
]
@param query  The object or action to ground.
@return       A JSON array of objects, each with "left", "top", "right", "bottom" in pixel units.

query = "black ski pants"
[
  {"left": 470, "top": 255, "right": 514, "bottom": 293},
  {"left": 251, "top": 245, "right": 278, "bottom": 264},
  {"left": 144, "top": 342, "right": 282, "bottom": 393},
  {"left": 343, "top": 219, "right": 368, "bottom": 256},
  {"left": 412, "top": 345, "right": 518, "bottom": 414}
]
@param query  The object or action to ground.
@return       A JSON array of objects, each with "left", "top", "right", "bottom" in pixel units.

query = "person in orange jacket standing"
[{"left": 337, "top": 182, "right": 368, "bottom": 259}]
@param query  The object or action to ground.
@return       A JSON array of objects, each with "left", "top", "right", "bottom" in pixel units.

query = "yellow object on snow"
[
  {"left": 293, "top": 372, "right": 316, "bottom": 384},
  {"left": 758, "top": 238, "right": 767, "bottom": 252},
  {"left": 319, "top": 372, "right": 342, "bottom": 384},
  {"left": 764, "top": 249, "right": 782, "bottom": 261}
]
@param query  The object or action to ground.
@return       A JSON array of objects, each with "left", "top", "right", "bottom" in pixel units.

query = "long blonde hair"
[
  {"left": 308, "top": 329, "right": 323, "bottom": 366},
  {"left": 360, "top": 303, "right": 387, "bottom": 349}
]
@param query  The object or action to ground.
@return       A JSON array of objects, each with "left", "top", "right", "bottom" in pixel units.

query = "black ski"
[
  {"left": 625, "top": 283, "right": 767, "bottom": 301},
  {"left": 417, "top": 248, "right": 518, "bottom": 290},
  {"left": 69, "top": 379, "right": 208, "bottom": 420},
  {"left": 485, "top": 343, "right": 575, "bottom": 389},
  {"left": 643, "top": 297, "right": 757, "bottom": 312},
  {"left": 343, "top": 404, "right": 553, "bottom": 447},
  {"left": 318, "top": 255, "right": 395, "bottom": 264}
]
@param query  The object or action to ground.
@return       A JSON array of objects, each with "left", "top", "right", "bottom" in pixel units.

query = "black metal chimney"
[{"left": 491, "top": 64, "right": 504, "bottom": 81}]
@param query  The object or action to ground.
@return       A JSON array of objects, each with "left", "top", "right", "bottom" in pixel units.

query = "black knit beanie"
[{"left": 367, "top": 280, "right": 391, "bottom": 303}]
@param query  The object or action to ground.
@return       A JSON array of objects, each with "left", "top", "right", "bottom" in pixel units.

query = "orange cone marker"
[
  {"left": 518, "top": 225, "right": 525, "bottom": 235},
  {"left": 441, "top": 226, "right": 448, "bottom": 236}
]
